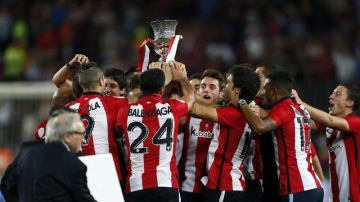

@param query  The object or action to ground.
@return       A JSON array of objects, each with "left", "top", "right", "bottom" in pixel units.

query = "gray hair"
[
  {"left": 45, "top": 112, "right": 81, "bottom": 143},
  {"left": 78, "top": 62, "right": 104, "bottom": 91}
]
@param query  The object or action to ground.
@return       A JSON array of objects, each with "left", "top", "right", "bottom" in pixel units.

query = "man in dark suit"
[{"left": 1, "top": 110, "right": 96, "bottom": 202}]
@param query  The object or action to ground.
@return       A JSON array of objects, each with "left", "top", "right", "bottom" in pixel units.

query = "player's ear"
[
  {"left": 99, "top": 76, "right": 105, "bottom": 87},
  {"left": 159, "top": 86, "right": 165, "bottom": 95},
  {"left": 345, "top": 99, "right": 354, "bottom": 108},
  {"left": 234, "top": 87, "right": 241, "bottom": 96}
]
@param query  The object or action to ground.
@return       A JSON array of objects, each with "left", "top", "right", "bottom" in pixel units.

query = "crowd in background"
[
  {"left": 0, "top": 0, "right": 360, "bottom": 83},
  {"left": 1, "top": 0, "right": 360, "bottom": 188}
]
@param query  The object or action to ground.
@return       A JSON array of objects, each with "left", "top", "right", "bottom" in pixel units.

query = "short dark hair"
[
  {"left": 104, "top": 68, "right": 127, "bottom": 90},
  {"left": 127, "top": 73, "right": 140, "bottom": 92},
  {"left": 78, "top": 62, "right": 103, "bottom": 90},
  {"left": 256, "top": 63, "right": 281, "bottom": 76},
  {"left": 340, "top": 82, "right": 360, "bottom": 111},
  {"left": 188, "top": 72, "right": 202, "bottom": 81},
  {"left": 228, "top": 64, "right": 260, "bottom": 102},
  {"left": 140, "top": 69, "right": 165, "bottom": 95},
  {"left": 72, "top": 75, "right": 83, "bottom": 98},
  {"left": 266, "top": 70, "right": 294, "bottom": 94},
  {"left": 125, "top": 65, "right": 138, "bottom": 78},
  {"left": 201, "top": 69, "right": 225, "bottom": 91}
]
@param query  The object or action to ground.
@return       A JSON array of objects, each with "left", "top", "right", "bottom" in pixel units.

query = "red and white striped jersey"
[
  {"left": 203, "top": 105, "right": 251, "bottom": 191},
  {"left": 179, "top": 116, "right": 220, "bottom": 193},
  {"left": 115, "top": 94, "right": 188, "bottom": 193},
  {"left": 316, "top": 114, "right": 360, "bottom": 202},
  {"left": 310, "top": 143, "right": 317, "bottom": 158},
  {"left": 67, "top": 92, "right": 127, "bottom": 180},
  {"left": 268, "top": 98, "right": 321, "bottom": 195},
  {"left": 34, "top": 119, "right": 48, "bottom": 141}
]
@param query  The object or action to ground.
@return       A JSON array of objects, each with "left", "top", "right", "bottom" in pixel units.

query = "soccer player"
[
  {"left": 34, "top": 54, "right": 86, "bottom": 141},
  {"left": 190, "top": 64, "right": 260, "bottom": 201},
  {"left": 188, "top": 72, "right": 202, "bottom": 93},
  {"left": 251, "top": 64, "right": 324, "bottom": 202},
  {"left": 238, "top": 70, "right": 323, "bottom": 202},
  {"left": 178, "top": 69, "right": 225, "bottom": 202},
  {"left": 292, "top": 83, "right": 360, "bottom": 202},
  {"left": 67, "top": 62, "right": 127, "bottom": 181},
  {"left": 252, "top": 64, "right": 280, "bottom": 202},
  {"left": 115, "top": 61, "right": 195, "bottom": 202},
  {"left": 104, "top": 68, "right": 127, "bottom": 97}
]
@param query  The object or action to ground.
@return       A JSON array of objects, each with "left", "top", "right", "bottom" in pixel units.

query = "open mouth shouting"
[
  {"left": 329, "top": 101, "right": 334, "bottom": 111},
  {"left": 203, "top": 95, "right": 211, "bottom": 100}
]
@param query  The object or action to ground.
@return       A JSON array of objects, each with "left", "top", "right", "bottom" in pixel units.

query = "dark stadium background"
[{"left": 1, "top": 1, "right": 359, "bottom": 199}]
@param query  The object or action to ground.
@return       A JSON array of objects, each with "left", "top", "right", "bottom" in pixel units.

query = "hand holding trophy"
[
  {"left": 150, "top": 20, "right": 179, "bottom": 62},
  {"left": 137, "top": 19, "right": 182, "bottom": 72}
]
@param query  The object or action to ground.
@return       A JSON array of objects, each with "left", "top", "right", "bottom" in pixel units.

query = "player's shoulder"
[
  {"left": 345, "top": 113, "right": 360, "bottom": 121},
  {"left": 166, "top": 98, "right": 185, "bottom": 105},
  {"left": 272, "top": 99, "right": 294, "bottom": 112},
  {"left": 66, "top": 100, "right": 79, "bottom": 107},
  {"left": 104, "top": 96, "right": 128, "bottom": 105},
  {"left": 217, "top": 104, "right": 238, "bottom": 113}
]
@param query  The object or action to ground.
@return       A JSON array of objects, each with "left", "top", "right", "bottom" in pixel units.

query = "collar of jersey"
[
  {"left": 273, "top": 96, "right": 292, "bottom": 106},
  {"left": 140, "top": 93, "right": 162, "bottom": 101},
  {"left": 81, "top": 92, "right": 103, "bottom": 96}
]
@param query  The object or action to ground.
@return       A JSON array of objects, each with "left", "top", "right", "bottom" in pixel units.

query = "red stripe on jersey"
[
  {"left": 343, "top": 137, "right": 360, "bottom": 201},
  {"left": 180, "top": 117, "right": 217, "bottom": 193},
  {"left": 67, "top": 94, "right": 127, "bottom": 181},
  {"left": 285, "top": 125, "right": 305, "bottom": 193},
  {"left": 194, "top": 120, "right": 214, "bottom": 191},
  {"left": 76, "top": 97, "right": 96, "bottom": 155},
  {"left": 307, "top": 151, "right": 322, "bottom": 188},
  {"left": 205, "top": 105, "right": 250, "bottom": 191},
  {"left": 324, "top": 114, "right": 360, "bottom": 202},
  {"left": 34, "top": 119, "right": 47, "bottom": 141},
  {"left": 329, "top": 151, "right": 340, "bottom": 202},
  {"left": 269, "top": 98, "right": 321, "bottom": 195},
  {"left": 141, "top": 102, "right": 160, "bottom": 189},
  {"left": 117, "top": 94, "right": 188, "bottom": 192}
]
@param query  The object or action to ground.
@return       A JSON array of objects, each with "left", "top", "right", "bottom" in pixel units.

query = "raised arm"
[
  {"left": 190, "top": 102, "right": 218, "bottom": 123},
  {"left": 238, "top": 101, "right": 277, "bottom": 135},
  {"left": 291, "top": 89, "right": 350, "bottom": 132},
  {"left": 312, "top": 154, "right": 324, "bottom": 181},
  {"left": 169, "top": 61, "right": 195, "bottom": 111},
  {"left": 52, "top": 54, "right": 89, "bottom": 88},
  {"left": 149, "top": 62, "right": 172, "bottom": 86}
]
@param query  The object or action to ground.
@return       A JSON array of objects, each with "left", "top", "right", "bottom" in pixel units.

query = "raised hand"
[
  {"left": 162, "top": 63, "right": 173, "bottom": 86},
  {"left": 170, "top": 61, "right": 187, "bottom": 81},
  {"left": 291, "top": 89, "right": 302, "bottom": 104},
  {"left": 68, "top": 54, "right": 89, "bottom": 69},
  {"left": 148, "top": 62, "right": 163, "bottom": 70}
]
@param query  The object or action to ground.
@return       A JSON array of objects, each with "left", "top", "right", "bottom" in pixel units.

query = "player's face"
[
  {"left": 328, "top": 85, "right": 351, "bottom": 117},
  {"left": 224, "top": 74, "right": 236, "bottom": 103},
  {"left": 189, "top": 79, "right": 201, "bottom": 94},
  {"left": 255, "top": 66, "right": 266, "bottom": 99},
  {"left": 66, "top": 119, "right": 85, "bottom": 153},
  {"left": 104, "top": 77, "right": 123, "bottom": 97},
  {"left": 264, "top": 78, "right": 275, "bottom": 106},
  {"left": 200, "top": 77, "right": 222, "bottom": 105}
]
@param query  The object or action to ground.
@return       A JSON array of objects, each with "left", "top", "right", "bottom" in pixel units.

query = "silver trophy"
[{"left": 150, "top": 19, "right": 178, "bottom": 62}]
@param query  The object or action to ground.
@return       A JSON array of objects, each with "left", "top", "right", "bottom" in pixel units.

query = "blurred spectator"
[
  {"left": 1, "top": 0, "right": 358, "bottom": 84},
  {"left": 3, "top": 39, "right": 27, "bottom": 80}
]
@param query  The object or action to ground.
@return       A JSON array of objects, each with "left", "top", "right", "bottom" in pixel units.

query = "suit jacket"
[
  {"left": 1, "top": 140, "right": 44, "bottom": 202},
  {"left": 3, "top": 142, "right": 96, "bottom": 202}
]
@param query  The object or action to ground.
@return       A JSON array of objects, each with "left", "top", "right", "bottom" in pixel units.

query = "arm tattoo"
[{"left": 262, "top": 118, "right": 277, "bottom": 131}]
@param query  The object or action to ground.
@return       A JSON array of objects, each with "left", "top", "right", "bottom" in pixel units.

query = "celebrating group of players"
[{"left": 32, "top": 54, "right": 360, "bottom": 202}]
